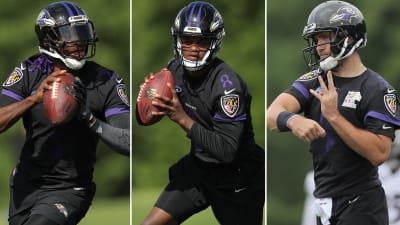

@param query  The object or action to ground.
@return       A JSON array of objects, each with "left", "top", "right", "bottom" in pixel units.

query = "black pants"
[
  {"left": 317, "top": 186, "right": 388, "bottom": 225},
  {"left": 155, "top": 154, "right": 265, "bottom": 225},
  {"left": 9, "top": 184, "right": 95, "bottom": 225}
]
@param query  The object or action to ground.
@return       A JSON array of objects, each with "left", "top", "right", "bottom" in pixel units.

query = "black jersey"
[
  {"left": 0, "top": 54, "right": 130, "bottom": 189},
  {"left": 167, "top": 58, "right": 263, "bottom": 164},
  {"left": 285, "top": 69, "right": 400, "bottom": 198}
]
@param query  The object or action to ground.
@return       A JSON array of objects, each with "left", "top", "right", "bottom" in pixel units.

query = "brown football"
[
  {"left": 43, "top": 73, "right": 79, "bottom": 125},
  {"left": 137, "top": 68, "right": 175, "bottom": 125}
]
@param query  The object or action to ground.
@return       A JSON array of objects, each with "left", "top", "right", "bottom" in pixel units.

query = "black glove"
[{"left": 73, "top": 77, "right": 96, "bottom": 127}]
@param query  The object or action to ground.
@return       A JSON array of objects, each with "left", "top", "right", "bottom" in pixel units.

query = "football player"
[
  {"left": 0, "top": 2, "right": 130, "bottom": 225},
  {"left": 138, "top": 1, "right": 265, "bottom": 225},
  {"left": 267, "top": 1, "right": 400, "bottom": 224}
]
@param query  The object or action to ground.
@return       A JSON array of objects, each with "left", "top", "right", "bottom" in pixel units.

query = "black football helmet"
[
  {"left": 35, "top": 1, "right": 97, "bottom": 70},
  {"left": 302, "top": 1, "right": 367, "bottom": 71},
  {"left": 171, "top": 1, "right": 225, "bottom": 71}
]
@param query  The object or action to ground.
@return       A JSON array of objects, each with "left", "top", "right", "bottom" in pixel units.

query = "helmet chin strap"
[
  {"left": 39, "top": 47, "right": 86, "bottom": 70},
  {"left": 319, "top": 37, "right": 364, "bottom": 71},
  {"left": 182, "top": 50, "right": 211, "bottom": 72}
]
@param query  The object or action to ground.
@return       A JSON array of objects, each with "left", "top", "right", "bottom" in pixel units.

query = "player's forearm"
[
  {"left": 90, "top": 119, "right": 130, "bottom": 156},
  {"left": 177, "top": 114, "right": 194, "bottom": 133},
  {"left": 0, "top": 96, "right": 38, "bottom": 133},
  {"left": 328, "top": 114, "right": 390, "bottom": 166},
  {"left": 187, "top": 122, "right": 241, "bottom": 163},
  {"left": 267, "top": 93, "right": 302, "bottom": 131}
]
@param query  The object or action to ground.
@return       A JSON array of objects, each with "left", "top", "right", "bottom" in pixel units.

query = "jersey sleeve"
[
  {"left": 284, "top": 70, "right": 321, "bottom": 112},
  {"left": 103, "top": 73, "right": 130, "bottom": 120},
  {"left": 1, "top": 55, "right": 51, "bottom": 107},
  {"left": 187, "top": 70, "right": 250, "bottom": 163},
  {"left": 212, "top": 72, "right": 248, "bottom": 121},
  {"left": 362, "top": 77, "right": 400, "bottom": 138},
  {"left": 0, "top": 66, "right": 29, "bottom": 106}
]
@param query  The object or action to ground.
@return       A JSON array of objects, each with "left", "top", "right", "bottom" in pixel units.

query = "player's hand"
[
  {"left": 152, "top": 82, "right": 194, "bottom": 131},
  {"left": 32, "top": 70, "right": 67, "bottom": 104},
  {"left": 73, "top": 77, "right": 96, "bottom": 127},
  {"left": 310, "top": 71, "right": 340, "bottom": 121},
  {"left": 288, "top": 115, "right": 326, "bottom": 142}
]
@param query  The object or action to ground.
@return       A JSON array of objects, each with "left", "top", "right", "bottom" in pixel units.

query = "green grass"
[
  {"left": 0, "top": 197, "right": 130, "bottom": 225},
  {"left": 80, "top": 197, "right": 130, "bottom": 225},
  {"left": 133, "top": 187, "right": 219, "bottom": 225}
]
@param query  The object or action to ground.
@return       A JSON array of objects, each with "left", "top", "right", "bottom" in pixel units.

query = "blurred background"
[
  {"left": 0, "top": 1, "right": 130, "bottom": 225},
  {"left": 132, "top": 0, "right": 265, "bottom": 224},
  {"left": 268, "top": 0, "right": 400, "bottom": 225}
]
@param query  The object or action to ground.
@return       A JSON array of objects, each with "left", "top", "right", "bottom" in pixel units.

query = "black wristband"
[{"left": 277, "top": 111, "right": 296, "bottom": 132}]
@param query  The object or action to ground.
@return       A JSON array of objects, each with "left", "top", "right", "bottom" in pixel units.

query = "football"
[
  {"left": 137, "top": 68, "right": 175, "bottom": 125},
  {"left": 43, "top": 72, "right": 79, "bottom": 125}
]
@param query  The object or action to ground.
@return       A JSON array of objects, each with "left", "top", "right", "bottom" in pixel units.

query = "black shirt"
[
  {"left": 0, "top": 54, "right": 130, "bottom": 189},
  {"left": 286, "top": 68, "right": 399, "bottom": 197},
  {"left": 167, "top": 58, "right": 263, "bottom": 165}
]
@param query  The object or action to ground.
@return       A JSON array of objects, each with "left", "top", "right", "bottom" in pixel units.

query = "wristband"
[{"left": 276, "top": 111, "right": 297, "bottom": 132}]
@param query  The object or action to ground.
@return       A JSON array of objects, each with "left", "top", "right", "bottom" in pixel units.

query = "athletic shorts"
[
  {"left": 155, "top": 154, "right": 265, "bottom": 225},
  {"left": 9, "top": 183, "right": 96, "bottom": 225},
  {"left": 317, "top": 186, "right": 388, "bottom": 225}
]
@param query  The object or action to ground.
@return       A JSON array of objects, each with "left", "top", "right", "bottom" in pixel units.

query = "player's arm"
[
  {"left": 267, "top": 92, "right": 301, "bottom": 130},
  {"left": 73, "top": 76, "right": 130, "bottom": 156},
  {"left": 89, "top": 113, "right": 130, "bottom": 156},
  {"left": 0, "top": 70, "right": 65, "bottom": 133},
  {"left": 0, "top": 96, "right": 38, "bottom": 133},
  {"left": 328, "top": 114, "right": 390, "bottom": 166},
  {"left": 310, "top": 72, "right": 390, "bottom": 166},
  {"left": 187, "top": 119, "right": 243, "bottom": 163},
  {"left": 152, "top": 83, "right": 245, "bottom": 163},
  {"left": 267, "top": 92, "right": 326, "bottom": 142}
]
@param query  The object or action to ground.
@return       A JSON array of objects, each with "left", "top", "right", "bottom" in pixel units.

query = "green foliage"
[{"left": 268, "top": 0, "right": 400, "bottom": 224}]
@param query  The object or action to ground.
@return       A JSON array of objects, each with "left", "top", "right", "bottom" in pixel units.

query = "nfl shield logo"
[{"left": 221, "top": 94, "right": 239, "bottom": 117}]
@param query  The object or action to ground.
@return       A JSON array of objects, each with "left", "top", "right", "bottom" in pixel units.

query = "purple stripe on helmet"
[
  {"left": 1, "top": 89, "right": 24, "bottom": 101},
  {"left": 213, "top": 113, "right": 247, "bottom": 122},
  {"left": 188, "top": 2, "right": 198, "bottom": 26},
  {"left": 364, "top": 111, "right": 400, "bottom": 126},
  {"left": 196, "top": 3, "right": 204, "bottom": 27},
  {"left": 292, "top": 82, "right": 310, "bottom": 100},
  {"left": 61, "top": 2, "right": 76, "bottom": 16},
  {"left": 70, "top": 2, "right": 84, "bottom": 15},
  {"left": 105, "top": 107, "right": 130, "bottom": 118}
]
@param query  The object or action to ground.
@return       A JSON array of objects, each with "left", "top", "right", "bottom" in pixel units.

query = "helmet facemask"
[
  {"left": 174, "top": 33, "right": 223, "bottom": 72},
  {"left": 302, "top": 27, "right": 364, "bottom": 71}
]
